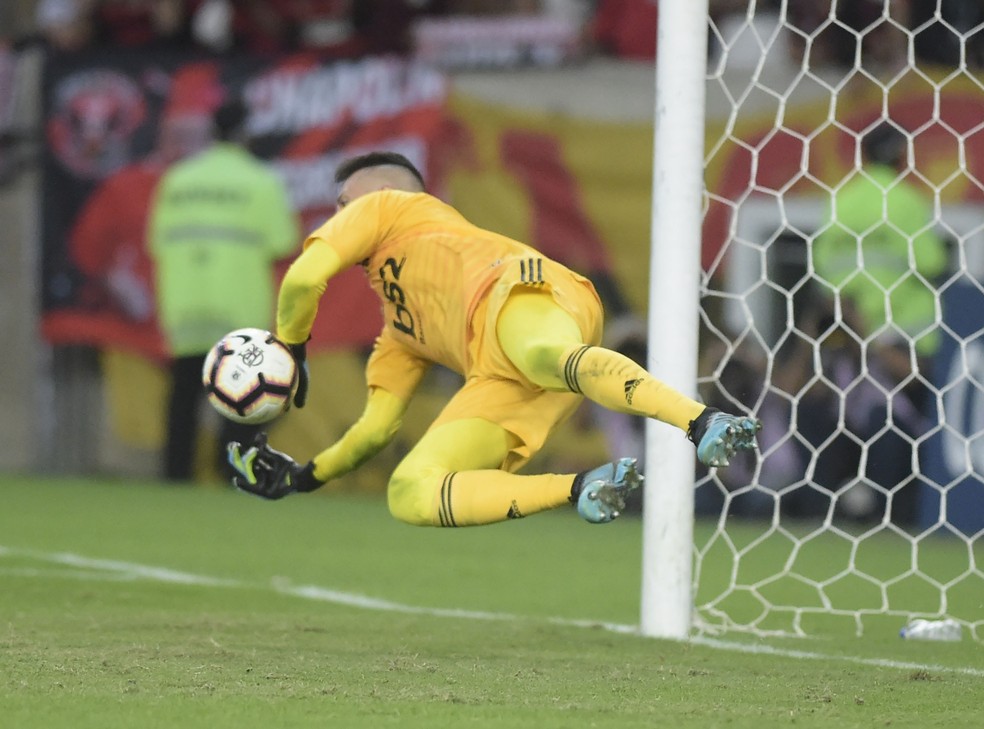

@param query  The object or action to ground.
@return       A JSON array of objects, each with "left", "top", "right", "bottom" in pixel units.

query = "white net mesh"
[{"left": 696, "top": 0, "right": 984, "bottom": 638}]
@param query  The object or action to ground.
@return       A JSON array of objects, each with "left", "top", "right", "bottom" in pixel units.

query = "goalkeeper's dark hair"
[{"left": 334, "top": 151, "right": 426, "bottom": 190}]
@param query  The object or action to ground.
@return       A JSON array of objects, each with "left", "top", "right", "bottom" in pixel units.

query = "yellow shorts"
[{"left": 428, "top": 257, "right": 604, "bottom": 471}]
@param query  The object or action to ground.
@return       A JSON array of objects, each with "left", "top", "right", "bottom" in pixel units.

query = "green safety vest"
[
  {"left": 812, "top": 164, "right": 947, "bottom": 356},
  {"left": 149, "top": 143, "right": 298, "bottom": 356}
]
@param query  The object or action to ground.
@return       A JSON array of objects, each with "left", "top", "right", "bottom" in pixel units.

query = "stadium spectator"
[
  {"left": 786, "top": 0, "right": 914, "bottom": 75},
  {"left": 35, "top": 0, "right": 96, "bottom": 53},
  {"left": 441, "top": 0, "right": 540, "bottom": 14},
  {"left": 67, "top": 62, "right": 226, "bottom": 343},
  {"left": 227, "top": 151, "right": 760, "bottom": 526},
  {"left": 149, "top": 96, "right": 299, "bottom": 481},
  {"left": 912, "top": 0, "right": 984, "bottom": 70},
  {"left": 354, "top": 0, "right": 449, "bottom": 56},
  {"left": 93, "top": 0, "right": 202, "bottom": 51},
  {"left": 812, "top": 122, "right": 949, "bottom": 524},
  {"left": 224, "top": 0, "right": 366, "bottom": 57},
  {"left": 841, "top": 0, "right": 912, "bottom": 76},
  {"left": 759, "top": 302, "right": 873, "bottom": 521}
]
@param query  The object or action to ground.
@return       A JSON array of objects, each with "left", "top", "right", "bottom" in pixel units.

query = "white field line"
[{"left": 2, "top": 546, "right": 982, "bottom": 678}]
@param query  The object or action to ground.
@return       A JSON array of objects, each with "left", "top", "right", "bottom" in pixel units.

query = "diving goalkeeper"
[{"left": 228, "top": 151, "right": 760, "bottom": 525}]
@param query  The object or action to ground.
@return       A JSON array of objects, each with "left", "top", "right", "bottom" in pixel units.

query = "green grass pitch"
[{"left": 1, "top": 475, "right": 981, "bottom": 729}]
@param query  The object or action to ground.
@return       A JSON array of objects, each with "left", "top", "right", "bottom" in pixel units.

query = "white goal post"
[
  {"left": 643, "top": 0, "right": 984, "bottom": 640},
  {"left": 641, "top": 0, "right": 709, "bottom": 640}
]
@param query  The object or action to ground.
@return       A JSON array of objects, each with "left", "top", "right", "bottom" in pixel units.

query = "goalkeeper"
[{"left": 229, "top": 152, "right": 760, "bottom": 525}]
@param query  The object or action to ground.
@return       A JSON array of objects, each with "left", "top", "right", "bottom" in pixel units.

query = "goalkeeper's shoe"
[
  {"left": 687, "top": 407, "right": 761, "bottom": 468},
  {"left": 227, "top": 433, "right": 323, "bottom": 500},
  {"left": 573, "top": 458, "right": 644, "bottom": 524}
]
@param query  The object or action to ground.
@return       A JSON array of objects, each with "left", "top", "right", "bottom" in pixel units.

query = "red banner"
[{"left": 40, "top": 51, "right": 450, "bottom": 360}]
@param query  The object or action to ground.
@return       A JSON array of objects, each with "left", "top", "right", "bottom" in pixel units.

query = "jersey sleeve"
[
  {"left": 302, "top": 191, "right": 401, "bottom": 267},
  {"left": 276, "top": 240, "right": 343, "bottom": 345},
  {"left": 365, "top": 330, "right": 430, "bottom": 403}
]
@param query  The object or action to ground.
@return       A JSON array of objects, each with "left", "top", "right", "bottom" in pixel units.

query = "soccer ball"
[{"left": 202, "top": 328, "right": 298, "bottom": 425}]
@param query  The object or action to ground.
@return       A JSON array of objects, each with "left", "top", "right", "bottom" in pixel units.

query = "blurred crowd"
[
  {"left": 0, "top": 1, "right": 979, "bottom": 71},
  {"left": 711, "top": 0, "right": 984, "bottom": 74},
  {"left": 2, "top": 0, "right": 659, "bottom": 63}
]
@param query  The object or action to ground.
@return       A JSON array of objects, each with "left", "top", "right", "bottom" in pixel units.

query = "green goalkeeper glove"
[{"left": 227, "top": 433, "right": 323, "bottom": 500}]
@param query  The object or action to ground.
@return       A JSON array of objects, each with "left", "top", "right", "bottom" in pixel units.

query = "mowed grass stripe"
[
  {"left": 3, "top": 544, "right": 981, "bottom": 679},
  {"left": 2, "top": 476, "right": 983, "bottom": 728}
]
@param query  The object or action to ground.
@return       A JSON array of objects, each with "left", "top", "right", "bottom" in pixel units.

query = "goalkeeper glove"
[
  {"left": 288, "top": 340, "right": 310, "bottom": 409},
  {"left": 227, "top": 433, "right": 323, "bottom": 500},
  {"left": 687, "top": 407, "right": 762, "bottom": 468}
]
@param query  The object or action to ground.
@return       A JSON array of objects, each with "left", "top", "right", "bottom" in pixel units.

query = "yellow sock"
[
  {"left": 430, "top": 470, "right": 574, "bottom": 527},
  {"left": 387, "top": 417, "right": 576, "bottom": 527},
  {"left": 559, "top": 345, "right": 704, "bottom": 431}
]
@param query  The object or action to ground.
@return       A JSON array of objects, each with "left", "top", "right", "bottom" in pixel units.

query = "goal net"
[{"left": 690, "top": 0, "right": 984, "bottom": 639}]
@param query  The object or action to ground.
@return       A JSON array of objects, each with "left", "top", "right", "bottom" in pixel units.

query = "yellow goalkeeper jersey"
[{"left": 278, "top": 190, "right": 588, "bottom": 394}]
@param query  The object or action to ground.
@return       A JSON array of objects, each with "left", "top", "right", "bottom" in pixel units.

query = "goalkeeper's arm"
[
  {"left": 309, "top": 386, "right": 408, "bottom": 483},
  {"left": 276, "top": 241, "right": 342, "bottom": 355},
  {"left": 230, "top": 386, "right": 410, "bottom": 500}
]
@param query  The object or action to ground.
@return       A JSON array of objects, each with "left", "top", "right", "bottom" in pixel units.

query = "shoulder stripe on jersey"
[{"left": 520, "top": 257, "right": 545, "bottom": 285}]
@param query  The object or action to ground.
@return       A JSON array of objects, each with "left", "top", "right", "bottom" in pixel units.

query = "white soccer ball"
[{"left": 202, "top": 328, "right": 298, "bottom": 425}]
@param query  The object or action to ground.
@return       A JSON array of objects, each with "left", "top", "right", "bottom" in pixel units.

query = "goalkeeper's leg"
[
  {"left": 495, "top": 289, "right": 760, "bottom": 465},
  {"left": 388, "top": 418, "right": 565, "bottom": 526},
  {"left": 386, "top": 418, "right": 640, "bottom": 526},
  {"left": 497, "top": 289, "right": 705, "bottom": 428}
]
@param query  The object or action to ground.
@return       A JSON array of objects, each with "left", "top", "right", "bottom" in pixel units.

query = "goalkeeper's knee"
[
  {"left": 506, "top": 339, "right": 572, "bottom": 391},
  {"left": 387, "top": 467, "right": 440, "bottom": 526}
]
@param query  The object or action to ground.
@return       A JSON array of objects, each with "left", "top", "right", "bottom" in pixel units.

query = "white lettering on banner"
[
  {"left": 413, "top": 16, "right": 581, "bottom": 69},
  {"left": 942, "top": 339, "right": 984, "bottom": 478},
  {"left": 246, "top": 59, "right": 446, "bottom": 136},
  {"left": 273, "top": 136, "right": 427, "bottom": 210}
]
